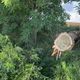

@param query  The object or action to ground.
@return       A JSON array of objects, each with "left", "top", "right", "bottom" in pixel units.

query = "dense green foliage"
[
  {"left": 0, "top": 0, "right": 69, "bottom": 47},
  {"left": 0, "top": 0, "right": 80, "bottom": 80}
]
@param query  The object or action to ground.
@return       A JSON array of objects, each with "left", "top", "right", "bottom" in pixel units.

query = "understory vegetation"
[{"left": 0, "top": 0, "right": 80, "bottom": 80}]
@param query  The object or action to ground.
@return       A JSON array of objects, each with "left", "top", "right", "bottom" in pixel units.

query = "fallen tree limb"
[{"left": 52, "top": 31, "right": 80, "bottom": 59}]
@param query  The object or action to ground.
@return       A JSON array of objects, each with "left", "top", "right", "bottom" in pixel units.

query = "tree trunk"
[{"left": 53, "top": 31, "right": 80, "bottom": 51}]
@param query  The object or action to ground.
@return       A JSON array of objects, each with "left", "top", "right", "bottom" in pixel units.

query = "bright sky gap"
[{"left": 61, "top": 0, "right": 80, "bottom": 22}]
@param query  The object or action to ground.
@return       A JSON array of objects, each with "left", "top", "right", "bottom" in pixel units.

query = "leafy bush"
[
  {"left": 54, "top": 50, "right": 80, "bottom": 80},
  {"left": 0, "top": 34, "right": 23, "bottom": 79},
  {"left": 0, "top": 34, "right": 49, "bottom": 80}
]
